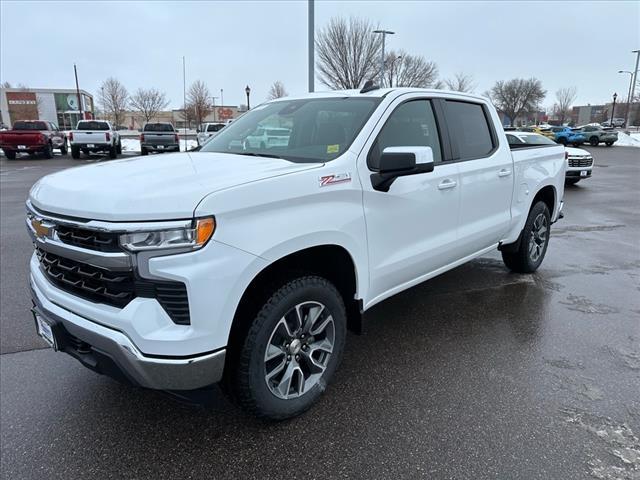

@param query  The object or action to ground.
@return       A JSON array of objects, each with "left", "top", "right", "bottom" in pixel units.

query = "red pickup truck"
[{"left": 0, "top": 120, "right": 67, "bottom": 159}]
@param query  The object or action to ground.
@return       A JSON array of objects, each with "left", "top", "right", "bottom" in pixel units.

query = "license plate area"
[
  {"left": 580, "top": 170, "right": 588, "bottom": 177},
  {"left": 87, "top": 144, "right": 95, "bottom": 148},
  {"left": 18, "top": 145, "right": 27, "bottom": 150},
  {"left": 33, "top": 311, "right": 57, "bottom": 350}
]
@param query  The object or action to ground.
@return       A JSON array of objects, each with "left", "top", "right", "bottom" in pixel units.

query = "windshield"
[
  {"left": 13, "top": 121, "right": 47, "bottom": 130},
  {"left": 77, "top": 121, "right": 109, "bottom": 130},
  {"left": 144, "top": 123, "right": 174, "bottom": 132},
  {"left": 200, "top": 97, "right": 381, "bottom": 163}
]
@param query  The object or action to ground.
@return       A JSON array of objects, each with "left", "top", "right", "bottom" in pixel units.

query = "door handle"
[
  {"left": 437, "top": 179, "right": 457, "bottom": 190},
  {"left": 498, "top": 169, "right": 512, "bottom": 177}
]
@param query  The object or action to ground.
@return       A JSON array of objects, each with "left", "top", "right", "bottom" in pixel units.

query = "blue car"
[{"left": 550, "top": 126, "right": 586, "bottom": 146}]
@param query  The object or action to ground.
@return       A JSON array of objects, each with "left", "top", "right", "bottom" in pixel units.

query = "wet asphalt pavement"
[{"left": 1, "top": 148, "right": 639, "bottom": 479}]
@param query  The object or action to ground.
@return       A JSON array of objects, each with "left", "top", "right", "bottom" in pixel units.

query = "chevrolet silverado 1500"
[
  {"left": 69, "top": 120, "right": 121, "bottom": 159},
  {"left": 27, "top": 87, "right": 565, "bottom": 419}
]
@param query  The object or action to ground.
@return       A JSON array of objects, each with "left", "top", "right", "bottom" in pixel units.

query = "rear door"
[
  {"left": 443, "top": 100, "right": 513, "bottom": 256},
  {"left": 359, "top": 96, "right": 460, "bottom": 304}
]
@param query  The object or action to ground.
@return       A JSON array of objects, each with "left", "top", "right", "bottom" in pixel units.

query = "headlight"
[{"left": 119, "top": 217, "right": 215, "bottom": 252}]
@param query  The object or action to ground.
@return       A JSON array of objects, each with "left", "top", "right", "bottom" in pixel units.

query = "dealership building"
[{"left": 0, "top": 87, "right": 95, "bottom": 130}]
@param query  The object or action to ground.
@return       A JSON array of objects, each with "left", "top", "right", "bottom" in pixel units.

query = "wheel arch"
[{"left": 224, "top": 243, "right": 362, "bottom": 379}]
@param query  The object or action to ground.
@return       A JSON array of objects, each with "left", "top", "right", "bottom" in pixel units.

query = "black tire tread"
[
  {"left": 231, "top": 275, "right": 345, "bottom": 420},
  {"left": 501, "top": 201, "right": 550, "bottom": 273}
]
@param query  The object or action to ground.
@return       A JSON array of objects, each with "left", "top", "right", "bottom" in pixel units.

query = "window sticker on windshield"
[{"left": 327, "top": 144, "right": 340, "bottom": 154}]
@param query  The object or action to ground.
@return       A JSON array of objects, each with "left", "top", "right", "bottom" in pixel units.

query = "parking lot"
[{"left": 1, "top": 147, "right": 638, "bottom": 479}]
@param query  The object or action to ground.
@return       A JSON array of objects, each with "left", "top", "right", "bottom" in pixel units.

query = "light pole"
[
  {"left": 308, "top": 0, "right": 314, "bottom": 92},
  {"left": 389, "top": 54, "right": 402, "bottom": 87},
  {"left": 245, "top": 85, "right": 251, "bottom": 110},
  {"left": 626, "top": 50, "right": 639, "bottom": 127},
  {"left": 619, "top": 70, "right": 634, "bottom": 127},
  {"left": 220, "top": 88, "right": 224, "bottom": 108},
  {"left": 610, "top": 92, "right": 618, "bottom": 126},
  {"left": 211, "top": 96, "right": 218, "bottom": 122},
  {"left": 373, "top": 29, "right": 394, "bottom": 86}
]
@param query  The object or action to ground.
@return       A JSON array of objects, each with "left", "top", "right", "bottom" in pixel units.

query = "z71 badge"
[{"left": 319, "top": 173, "right": 352, "bottom": 187}]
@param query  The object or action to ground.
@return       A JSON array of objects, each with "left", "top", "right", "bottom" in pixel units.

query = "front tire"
[
  {"left": 228, "top": 276, "right": 346, "bottom": 420},
  {"left": 501, "top": 201, "right": 551, "bottom": 273},
  {"left": 557, "top": 137, "right": 567, "bottom": 146},
  {"left": 605, "top": 141, "right": 614, "bottom": 146}
]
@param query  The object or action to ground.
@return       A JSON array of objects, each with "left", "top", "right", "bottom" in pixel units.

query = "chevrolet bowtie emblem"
[{"left": 31, "top": 218, "right": 50, "bottom": 238}]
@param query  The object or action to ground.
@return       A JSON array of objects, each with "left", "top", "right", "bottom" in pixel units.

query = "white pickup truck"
[
  {"left": 69, "top": 120, "right": 121, "bottom": 159},
  {"left": 196, "top": 122, "right": 226, "bottom": 146},
  {"left": 27, "top": 87, "right": 565, "bottom": 419}
]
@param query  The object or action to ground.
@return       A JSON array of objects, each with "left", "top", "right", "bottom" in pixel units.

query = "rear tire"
[
  {"left": 589, "top": 136, "right": 599, "bottom": 146},
  {"left": 109, "top": 145, "right": 117, "bottom": 159},
  {"left": 227, "top": 275, "right": 347, "bottom": 420},
  {"left": 42, "top": 143, "right": 53, "bottom": 159},
  {"left": 116, "top": 140, "right": 122, "bottom": 154},
  {"left": 4, "top": 149, "right": 16, "bottom": 160},
  {"left": 71, "top": 146, "right": 81, "bottom": 159},
  {"left": 140, "top": 147, "right": 148, "bottom": 156},
  {"left": 501, "top": 201, "right": 551, "bottom": 273},
  {"left": 60, "top": 142, "right": 68, "bottom": 155},
  {"left": 557, "top": 137, "right": 567, "bottom": 146}
]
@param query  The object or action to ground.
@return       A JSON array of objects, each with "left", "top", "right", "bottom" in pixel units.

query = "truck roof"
[{"left": 269, "top": 87, "right": 488, "bottom": 103}]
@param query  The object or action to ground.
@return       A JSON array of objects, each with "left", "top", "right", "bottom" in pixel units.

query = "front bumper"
[
  {"left": 566, "top": 169, "right": 592, "bottom": 179},
  {"left": 30, "top": 278, "right": 226, "bottom": 390}
]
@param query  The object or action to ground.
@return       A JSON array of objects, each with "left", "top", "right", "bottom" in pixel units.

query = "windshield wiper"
[{"left": 235, "top": 152, "right": 283, "bottom": 159}]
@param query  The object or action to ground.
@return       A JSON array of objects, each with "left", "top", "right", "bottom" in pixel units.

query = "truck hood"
[{"left": 29, "top": 152, "right": 321, "bottom": 221}]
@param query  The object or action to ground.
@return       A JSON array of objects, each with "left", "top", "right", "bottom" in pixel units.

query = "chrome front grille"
[{"left": 568, "top": 156, "right": 593, "bottom": 168}]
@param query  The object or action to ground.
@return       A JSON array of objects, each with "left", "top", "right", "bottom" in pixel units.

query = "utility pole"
[
  {"left": 211, "top": 96, "right": 218, "bottom": 122},
  {"left": 627, "top": 49, "right": 639, "bottom": 127},
  {"left": 308, "top": 0, "right": 314, "bottom": 92},
  {"left": 183, "top": 56, "right": 187, "bottom": 146},
  {"left": 619, "top": 70, "right": 633, "bottom": 126},
  {"left": 373, "top": 30, "right": 395, "bottom": 86},
  {"left": 220, "top": 88, "right": 224, "bottom": 108},
  {"left": 74, "top": 64, "right": 83, "bottom": 120}
]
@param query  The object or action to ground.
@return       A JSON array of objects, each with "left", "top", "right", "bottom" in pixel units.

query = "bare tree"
[
  {"left": 316, "top": 17, "right": 382, "bottom": 89},
  {"left": 130, "top": 88, "right": 169, "bottom": 123},
  {"left": 179, "top": 103, "right": 195, "bottom": 129},
  {"left": 383, "top": 50, "right": 439, "bottom": 88},
  {"left": 1, "top": 81, "right": 12, "bottom": 88},
  {"left": 553, "top": 87, "right": 577, "bottom": 125},
  {"left": 186, "top": 80, "right": 212, "bottom": 127},
  {"left": 487, "top": 78, "right": 546, "bottom": 126},
  {"left": 267, "top": 81, "right": 288, "bottom": 100},
  {"left": 99, "top": 78, "right": 129, "bottom": 127},
  {"left": 443, "top": 72, "right": 476, "bottom": 93}
]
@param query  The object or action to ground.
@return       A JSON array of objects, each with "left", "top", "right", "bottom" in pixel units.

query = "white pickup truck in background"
[
  {"left": 197, "top": 122, "right": 226, "bottom": 146},
  {"left": 27, "top": 86, "right": 565, "bottom": 420},
  {"left": 69, "top": 120, "right": 121, "bottom": 159}
]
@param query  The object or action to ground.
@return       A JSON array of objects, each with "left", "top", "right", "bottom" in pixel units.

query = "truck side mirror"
[{"left": 371, "top": 146, "right": 434, "bottom": 192}]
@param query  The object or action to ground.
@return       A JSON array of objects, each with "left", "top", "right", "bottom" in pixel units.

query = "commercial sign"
[{"left": 6, "top": 91, "right": 38, "bottom": 123}]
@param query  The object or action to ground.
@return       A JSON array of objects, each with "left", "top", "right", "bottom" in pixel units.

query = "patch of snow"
[{"left": 615, "top": 132, "right": 640, "bottom": 147}]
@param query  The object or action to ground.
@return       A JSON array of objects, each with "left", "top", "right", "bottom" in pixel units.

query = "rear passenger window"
[
  {"left": 368, "top": 100, "right": 442, "bottom": 170},
  {"left": 444, "top": 101, "right": 494, "bottom": 160}
]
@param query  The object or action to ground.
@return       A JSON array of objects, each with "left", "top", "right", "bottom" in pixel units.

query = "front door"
[{"left": 359, "top": 98, "right": 460, "bottom": 305}]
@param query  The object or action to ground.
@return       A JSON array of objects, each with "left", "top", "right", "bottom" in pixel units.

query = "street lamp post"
[
  {"left": 619, "top": 70, "right": 634, "bottom": 127},
  {"left": 373, "top": 29, "right": 395, "bottom": 86},
  {"left": 211, "top": 96, "right": 218, "bottom": 122},
  {"left": 610, "top": 92, "right": 618, "bottom": 126},
  {"left": 245, "top": 85, "right": 251, "bottom": 110}
]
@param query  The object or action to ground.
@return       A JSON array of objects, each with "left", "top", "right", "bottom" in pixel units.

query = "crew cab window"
[
  {"left": 506, "top": 134, "right": 524, "bottom": 145},
  {"left": 368, "top": 100, "right": 442, "bottom": 170},
  {"left": 77, "top": 121, "right": 109, "bottom": 131},
  {"left": 13, "top": 121, "right": 48, "bottom": 130},
  {"left": 444, "top": 101, "right": 494, "bottom": 160},
  {"left": 144, "top": 123, "right": 175, "bottom": 132}
]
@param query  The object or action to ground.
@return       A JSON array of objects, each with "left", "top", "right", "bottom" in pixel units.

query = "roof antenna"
[{"left": 360, "top": 79, "right": 380, "bottom": 94}]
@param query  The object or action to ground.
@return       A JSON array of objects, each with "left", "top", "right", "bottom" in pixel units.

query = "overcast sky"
[{"left": 1, "top": 1, "right": 638, "bottom": 109}]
